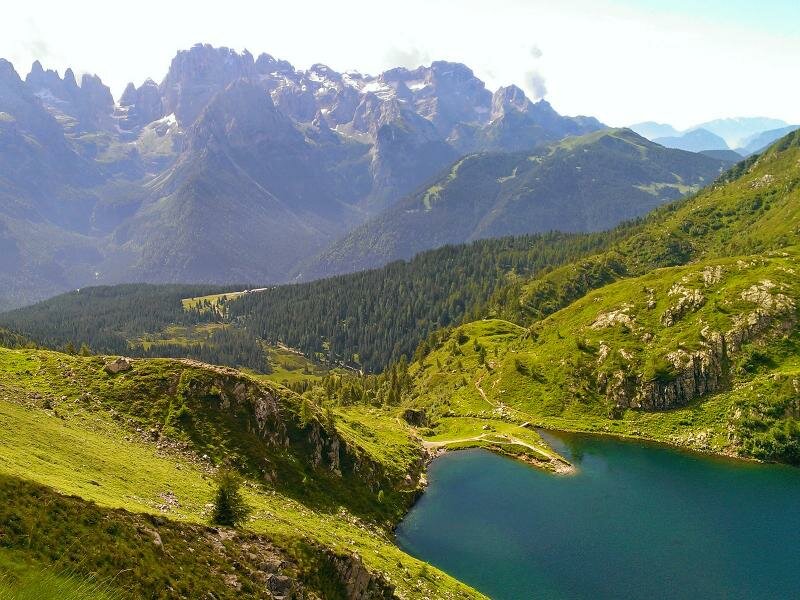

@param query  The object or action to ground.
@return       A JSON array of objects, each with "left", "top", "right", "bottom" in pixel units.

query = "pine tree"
[
  {"left": 299, "top": 399, "right": 313, "bottom": 426},
  {"left": 211, "top": 468, "right": 251, "bottom": 527}
]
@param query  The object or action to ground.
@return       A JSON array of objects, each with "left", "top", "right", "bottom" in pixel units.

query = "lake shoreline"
[
  {"left": 396, "top": 435, "right": 800, "bottom": 600},
  {"left": 532, "top": 424, "right": 778, "bottom": 468},
  {"left": 399, "top": 423, "right": 794, "bottom": 539}
]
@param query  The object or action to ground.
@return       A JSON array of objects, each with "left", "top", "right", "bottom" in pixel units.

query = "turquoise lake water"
[{"left": 395, "top": 432, "right": 800, "bottom": 599}]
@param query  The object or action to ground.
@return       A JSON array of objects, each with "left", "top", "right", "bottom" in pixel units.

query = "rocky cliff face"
[
  {"left": 171, "top": 360, "right": 415, "bottom": 493},
  {"left": 25, "top": 60, "right": 115, "bottom": 132},
  {"left": 160, "top": 44, "right": 256, "bottom": 125},
  {"left": 613, "top": 331, "right": 728, "bottom": 411},
  {"left": 327, "top": 551, "right": 397, "bottom": 600},
  {"left": 601, "top": 276, "right": 798, "bottom": 414}
]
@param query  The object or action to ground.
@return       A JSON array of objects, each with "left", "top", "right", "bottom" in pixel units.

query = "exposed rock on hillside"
[{"left": 104, "top": 356, "right": 132, "bottom": 374}]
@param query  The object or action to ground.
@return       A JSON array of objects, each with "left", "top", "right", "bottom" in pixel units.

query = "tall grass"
[{"left": 0, "top": 566, "right": 117, "bottom": 600}]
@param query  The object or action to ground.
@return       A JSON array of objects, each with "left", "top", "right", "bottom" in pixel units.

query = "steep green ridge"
[
  {"left": 409, "top": 253, "right": 799, "bottom": 462},
  {"left": 408, "top": 130, "right": 800, "bottom": 464},
  {"left": 496, "top": 130, "right": 800, "bottom": 325},
  {"left": 0, "top": 346, "right": 484, "bottom": 599},
  {"left": 303, "top": 129, "right": 728, "bottom": 278}
]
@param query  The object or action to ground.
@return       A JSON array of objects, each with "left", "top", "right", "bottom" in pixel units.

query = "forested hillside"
[
  {"left": 2, "top": 229, "right": 636, "bottom": 372},
  {"left": 228, "top": 228, "right": 645, "bottom": 370},
  {"left": 0, "top": 284, "right": 273, "bottom": 371}
]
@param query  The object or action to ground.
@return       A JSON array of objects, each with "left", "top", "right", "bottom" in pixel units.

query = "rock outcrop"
[
  {"left": 173, "top": 360, "right": 412, "bottom": 492},
  {"left": 401, "top": 408, "right": 428, "bottom": 426},
  {"left": 328, "top": 551, "right": 396, "bottom": 600},
  {"left": 660, "top": 284, "right": 705, "bottom": 326},
  {"left": 603, "top": 278, "right": 797, "bottom": 413},
  {"left": 633, "top": 330, "right": 727, "bottom": 410},
  {"left": 104, "top": 357, "right": 133, "bottom": 374}
]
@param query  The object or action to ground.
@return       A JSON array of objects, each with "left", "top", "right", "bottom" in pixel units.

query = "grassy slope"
[
  {"left": 137, "top": 322, "right": 228, "bottom": 350},
  {"left": 411, "top": 132, "right": 800, "bottom": 465},
  {"left": 410, "top": 253, "right": 798, "bottom": 460},
  {"left": 0, "top": 550, "right": 116, "bottom": 600},
  {"left": 0, "top": 347, "right": 484, "bottom": 599}
]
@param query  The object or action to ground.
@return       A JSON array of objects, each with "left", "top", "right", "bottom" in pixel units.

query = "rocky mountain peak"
[
  {"left": 0, "top": 59, "right": 22, "bottom": 87},
  {"left": 427, "top": 62, "right": 490, "bottom": 102},
  {"left": 28, "top": 60, "right": 44, "bottom": 77},
  {"left": 190, "top": 79, "right": 299, "bottom": 150},
  {"left": 24, "top": 63, "right": 114, "bottom": 132},
  {"left": 414, "top": 61, "right": 492, "bottom": 134},
  {"left": 491, "top": 85, "right": 533, "bottom": 120},
  {"left": 351, "top": 91, "right": 398, "bottom": 134},
  {"left": 120, "top": 82, "right": 137, "bottom": 105},
  {"left": 118, "top": 78, "right": 164, "bottom": 130},
  {"left": 161, "top": 44, "right": 257, "bottom": 125},
  {"left": 255, "top": 52, "right": 293, "bottom": 75},
  {"left": 308, "top": 63, "right": 338, "bottom": 79},
  {"left": 379, "top": 66, "right": 411, "bottom": 83},
  {"left": 0, "top": 60, "right": 35, "bottom": 119},
  {"left": 25, "top": 63, "right": 65, "bottom": 96},
  {"left": 63, "top": 68, "right": 79, "bottom": 90},
  {"left": 1, "top": 60, "right": 48, "bottom": 121},
  {"left": 79, "top": 73, "right": 113, "bottom": 110}
]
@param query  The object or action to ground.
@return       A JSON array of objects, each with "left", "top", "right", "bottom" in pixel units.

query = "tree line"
[
  {"left": 227, "top": 228, "right": 637, "bottom": 371},
  {"left": 1, "top": 227, "right": 642, "bottom": 373},
  {"left": 0, "top": 284, "right": 270, "bottom": 372}
]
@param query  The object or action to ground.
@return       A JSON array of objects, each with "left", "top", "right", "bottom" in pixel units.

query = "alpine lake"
[{"left": 396, "top": 431, "right": 800, "bottom": 599}]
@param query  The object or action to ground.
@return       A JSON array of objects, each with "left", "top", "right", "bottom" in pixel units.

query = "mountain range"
[
  {"left": 0, "top": 43, "right": 751, "bottom": 310},
  {"left": 0, "top": 43, "right": 610, "bottom": 309},
  {"left": 1, "top": 32, "right": 800, "bottom": 596},
  {"left": 300, "top": 129, "right": 729, "bottom": 278},
  {"left": 631, "top": 117, "right": 799, "bottom": 156}
]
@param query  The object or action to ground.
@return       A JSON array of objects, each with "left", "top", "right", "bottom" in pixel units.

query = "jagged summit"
[
  {"left": 491, "top": 84, "right": 533, "bottom": 119},
  {"left": 24, "top": 60, "right": 114, "bottom": 132},
  {"left": 0, "top": 59, "right": 22, "bottom": 87},
  {"left": 118, "top": 78, "right": 163, "bottom": 129}
]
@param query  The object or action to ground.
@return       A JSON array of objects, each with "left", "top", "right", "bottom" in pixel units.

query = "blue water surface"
[{"left": 395, "top": 432, "right": 800, "bottom": 599}]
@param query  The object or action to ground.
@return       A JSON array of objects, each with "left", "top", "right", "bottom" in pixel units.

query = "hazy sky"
[{"left": 2, "top": 0, "right": 799, "bottom": 129}]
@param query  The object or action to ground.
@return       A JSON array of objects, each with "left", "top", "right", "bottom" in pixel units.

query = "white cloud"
[
  {"left": 382, "top": 46, "right": 431, "bottom": 70},
  {"left": 526, "top": 71, "right": 547, "bottom": 100}
]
